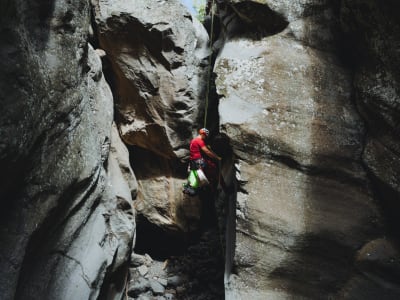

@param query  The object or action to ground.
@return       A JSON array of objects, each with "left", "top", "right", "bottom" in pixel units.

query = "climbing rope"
[
  {"left": 195, "top": 1, "right": 226, "bottom": 258},
  {"left": 203, "top": 0, "right": 216, "bottom": 128}
]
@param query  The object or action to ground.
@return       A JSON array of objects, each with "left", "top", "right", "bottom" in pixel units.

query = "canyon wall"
[
  {"left": 0, "top": 0, "right": 212, "bottom": 299},
  {"left": 1, "top": 0, "right": 399, "bottom": 299},
  {"left": 92, "top": 0, "right": 211, "bottom": 233},
  {"left": 215, "top": 0, "right": 400, "bottom": 299},
  {"left": 0, "top": 1, "right": 136, "bottom": 299}
]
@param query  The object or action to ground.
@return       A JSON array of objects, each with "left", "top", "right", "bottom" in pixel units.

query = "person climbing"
[
  {"left": 183, "top": 128, "right": 221, "bottom": 196},
  {"left": 189, "top": 128, "right": 221, "bottom": 170}
]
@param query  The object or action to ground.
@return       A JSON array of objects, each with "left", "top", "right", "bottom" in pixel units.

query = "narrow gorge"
[{"left": 1, "top": 0, "right": 400, "bottom": 299}]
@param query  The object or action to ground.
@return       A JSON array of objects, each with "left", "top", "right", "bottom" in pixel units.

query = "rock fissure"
[{"left": 54, "top": 250, "right": 94, "bottom": 288}]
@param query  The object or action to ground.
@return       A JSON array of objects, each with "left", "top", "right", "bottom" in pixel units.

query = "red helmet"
[{"left": 199, "top": 128, "right": 209, "bottom": 136}]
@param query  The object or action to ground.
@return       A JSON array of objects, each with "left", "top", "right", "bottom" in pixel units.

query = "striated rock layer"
[
  {"left": 215, "top": 0, "right": 400, "bottom": 299},
  {"left": 0, "top": 1, "right": 136, "bottom": 299}
]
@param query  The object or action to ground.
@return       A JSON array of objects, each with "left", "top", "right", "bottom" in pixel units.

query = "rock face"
[
  {"left": 214, "top": 0, "right": 400, "bottom": 299},
  {"left": 92, "top": 0, "right": 210, "bottom": 232},
  {"left": 341, "top": 0, "right": 400, "bottom": 233},
  {"left": 92, "top": 0, "right": 209, "bottom": 158},
  {"left": 1, "top": 0, "right": 399, "bottom": 299},
  {"left": 0, "top": 1, "right": 135, "bottom": 299}
]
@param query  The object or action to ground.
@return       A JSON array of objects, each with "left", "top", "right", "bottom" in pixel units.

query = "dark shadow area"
[
  {"left": 128, "top": 145, "right": 187, "bottom": 180},
  {"left": 129, "top": 137, "right": 230, "bottom": 299},
  {"left": 203, "top": 14, "right": 221, "bottom": 43},
  {"left": 221, "top": 1, "right": 288, "bottom": 40},
  {"left": 338, "top": 0, "right": 400, "bottom": 248},
  {"left": 0, "top": 0, "right": 55, "bottom": 210},
  {"left": 165, "top": 226, "right": 225, "bottom": 300},
  {"left": 368, "top": 173, "right": 400, "bottom": 242},
  {"left": 132, "top": 190, "right": 225, "bottom": 299},
  {"left": 209, "top": 133, "right": 233, "bottom": 158},
  {"left": 134, "top": 215, "right": 192, "bottom": 260},
  {"left": 269, "top": 234, "right": 356, "bottom": 298}
]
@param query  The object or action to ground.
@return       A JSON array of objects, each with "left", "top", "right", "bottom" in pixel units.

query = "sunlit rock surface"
[
  {"left": 215, "top": 0, "right": 400, "bottom": 299},
  {"left": 0, "top": 2, "right": 135, "bottom": 299},
  {"left": 1, "top": 0, "right": 399, "bottom": 299}
]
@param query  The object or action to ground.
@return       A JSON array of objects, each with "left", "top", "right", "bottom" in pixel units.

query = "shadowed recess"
[{"left": 225, "top": 1, "right": 288, "bottom": 39}]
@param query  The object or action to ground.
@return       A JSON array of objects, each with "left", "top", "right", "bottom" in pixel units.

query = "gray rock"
[
  {"left": 341, "top": 1, "right": 400, "bottom": 196},
  {"left": 215, "top": 0, "right": 399, "bottom": 299},
  {"left": 164, "top": 293, "right": 175, "bottom": 300},
  {"left": 131, "top": 253, "right": 148, "bottom": 267},
  {"left": 136, "top": 292, "right": 154, "bottom": 300},
  {"left": 157, "top": 278, "right": 168, "bottom": 287},
  {"left": 0, "top": 2, "right": 135, "bottom": 299},
  {"left": 93, "top": 0, "right": 209, "bottom": 159},
  {"left": 1, "top": 0, "right": 399, "bottom": 300},
  {"left": 128, "top": 277, "right": 150, "bottom": 297},
  {"left": 92, "top": 0, "right": 208, "bottom": 233},
  {"left": 150, "top": 279, "right": 166, "bottom": 295},
  {"left": 138, "top": 265, "right": 149, "bottom": 276},
  {"left": 167, "top": 275, "right": 184, "bottom": 287},
  {"left": 144, "top": 253, "right": 153, "bottom": 265}
]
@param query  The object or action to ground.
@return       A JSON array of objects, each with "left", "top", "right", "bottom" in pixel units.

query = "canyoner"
[{"left": 183, "top": 128, "right": 221, "bottom": 196}]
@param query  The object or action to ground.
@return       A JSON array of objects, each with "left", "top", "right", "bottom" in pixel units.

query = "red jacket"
[{"left": 189, "top": 136, "right": 205, "bottom": 160}]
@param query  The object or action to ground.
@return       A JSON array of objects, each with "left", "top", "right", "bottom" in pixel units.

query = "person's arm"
[{"left": 201, "top": 145, "right": 221, "bottom": 161}]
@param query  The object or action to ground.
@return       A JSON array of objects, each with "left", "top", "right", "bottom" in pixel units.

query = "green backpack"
[{"left": 188, "top": 170, "right": 200, "bottom": 188}]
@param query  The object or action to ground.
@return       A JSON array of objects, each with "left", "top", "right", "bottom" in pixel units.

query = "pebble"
[{"left": 164, "top": 293, "right": 174, "bottom": 300}]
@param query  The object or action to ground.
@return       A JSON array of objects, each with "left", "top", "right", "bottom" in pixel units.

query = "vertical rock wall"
[
  {"left": 92, "top": 0, "right": 211, "bottom": 232},
  {"left": 1, "top": 0, "right": 399, "bottom": 299},
  {"left": 341, "top": 0, "right": 400, "bottom": 234},
  {"left": 0, "top": 1, "right": 136, "bottom": 299},
  {"left": 214, "top": 0, "right": 400, "bottom": 299}
]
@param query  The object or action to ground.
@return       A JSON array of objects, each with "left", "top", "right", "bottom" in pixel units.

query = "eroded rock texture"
[
  {"left": 341, "top": 0, "right": 400, "bottom": 237},
  {"left": 215, "top": 0, "right": 400, "bottom": 299},
  {"left": 0, "top": 1, "right": 135, "bottom": 299},
  {"left": 1, "top": 0, "right": 399, "bottom": 299},
  {"left": 92, "top": 0, "right": 210, "bottom": 232}
]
